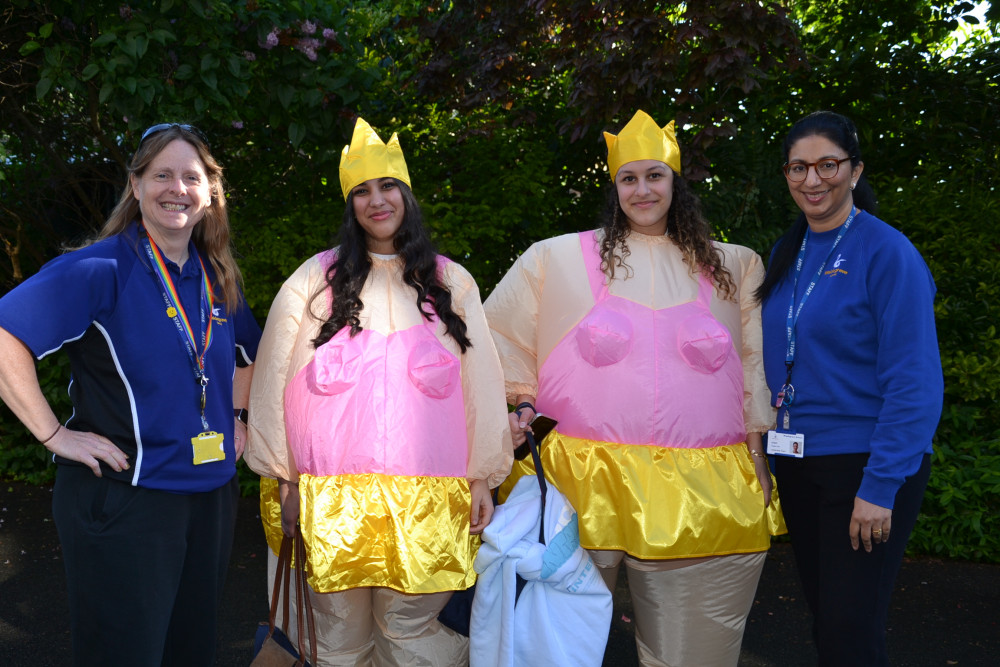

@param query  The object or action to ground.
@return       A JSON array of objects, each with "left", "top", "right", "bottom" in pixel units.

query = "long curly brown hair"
[{"left": 599, "top": 171, "right": 736, "bottom": 300}]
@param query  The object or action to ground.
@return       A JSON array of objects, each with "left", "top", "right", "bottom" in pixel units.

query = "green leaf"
[
  {"left": 174, "top": 64, "right": 194, "bottom": 80},
  {"left": 92, "top": 33, "right": 117, "bottom": 49},
  {"left": 39, "top": 22, "right": 54, "bottom": 39},
  {"left": 276, "top": 85, "right": 295, "bottom": 109},
  {"left": 98, "top": 82, "right": 114, "bottom": 104},
  {"left": 19, "top": 41, "right": 41, "bottom": 57},
  {"left": 139, "top": 82, "right": 155, "bottom": 105},
  {"left": 80, "top": 63, "right": 101, "bottom": 81},
  {"left": 200, "top": 70, "right": 218, "bottom": 90},
  {"left": 288, "top": 122, "right": 307, "bottom": 147},
  {"left": 201, "top": 53, "right": 220, "bottom": 72},
  {"left": 120, "top": 37, "right": 135, "bottom": 59},
  {"left": 36, "top": 77, "right": 53, "bottom": 100},
  {"left": 148, "top": 29, "right": 176, "bottom": 45}
]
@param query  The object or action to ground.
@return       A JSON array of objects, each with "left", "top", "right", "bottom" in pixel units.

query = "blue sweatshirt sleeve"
[{"left": 857, "top": 224, "right": 943, "bottom": 508}]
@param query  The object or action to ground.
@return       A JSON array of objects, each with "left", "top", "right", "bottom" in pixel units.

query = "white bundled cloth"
[{"left": 470, "top": 473, "right": 613, "bottom": 667}]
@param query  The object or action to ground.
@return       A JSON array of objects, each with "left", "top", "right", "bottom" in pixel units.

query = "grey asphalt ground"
[{"left": 1, "top": 480, "right": 997, "bottom": 666}]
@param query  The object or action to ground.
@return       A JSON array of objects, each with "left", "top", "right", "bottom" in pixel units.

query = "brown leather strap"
[
  {"left": 293, "top": 532, "right": 318, "bottom": 666},
  {"left": 266, "top": 535, "right": 292, "bottom": 637}
]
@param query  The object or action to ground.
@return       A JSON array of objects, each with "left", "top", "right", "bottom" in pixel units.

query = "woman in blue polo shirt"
[{"left": 0, "top": 123, "right": 261, "bottom": 666}]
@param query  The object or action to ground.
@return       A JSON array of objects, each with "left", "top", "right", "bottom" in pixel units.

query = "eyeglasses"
[
  {"left": 782, "top": 157, "right": 854, "bottom": 182},
  {"left": 138, "top": 123, "right": 209, "bottom": 150}
]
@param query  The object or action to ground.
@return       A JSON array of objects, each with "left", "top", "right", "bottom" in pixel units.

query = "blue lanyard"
[{"left": 778, "top": 208, "right": 857, "bottom": 407}]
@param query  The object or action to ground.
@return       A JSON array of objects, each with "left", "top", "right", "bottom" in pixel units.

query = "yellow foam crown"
[
  {"left": 604, "top": 110, "right": 681, "bottom": 179},
  {"left": 339, "top": 117, "right": 411, "bottom": 199}
]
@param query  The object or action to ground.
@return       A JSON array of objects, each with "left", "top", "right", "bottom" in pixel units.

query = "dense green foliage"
[{"left": 1, "top": 1, "right": 998, "bottom": 560}]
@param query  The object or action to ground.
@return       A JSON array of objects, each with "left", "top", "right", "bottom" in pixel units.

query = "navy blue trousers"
[
  {"left": 52, "top": 465, "right": 239, "bottom": 667},
  {"left": 774, "top": 453, "right": 930, "bottom": 667}
]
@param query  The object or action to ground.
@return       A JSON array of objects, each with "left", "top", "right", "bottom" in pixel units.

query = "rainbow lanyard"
[{"left": 141, "top": 230, "right": 215, "bottom": 430}]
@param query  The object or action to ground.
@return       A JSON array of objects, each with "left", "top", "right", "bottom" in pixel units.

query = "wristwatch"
[{"left": 234, "top": 408, "right": 249, "bottom": 425}]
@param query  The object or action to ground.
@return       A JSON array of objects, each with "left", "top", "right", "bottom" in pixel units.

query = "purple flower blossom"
[
  {"left": 322, "top": 28, "right": 338, "bottom": 40},
  {"left": 295, "top": 37, "right": 322, "bottom": 62},
  {"left": 243, "top": 50, "right": 256, "bottom": 62},
  {"left": 261, "top": 29, "right": 279, "bottom": 50},
  {"left": 232, "top": 120, "right": 244, "bottom": 129},
  {"left": 119, "top": 5, "right": 133, "bottom": 20},
  {"left": 301, "top": 20, "right": 317, "bottom": 35}
]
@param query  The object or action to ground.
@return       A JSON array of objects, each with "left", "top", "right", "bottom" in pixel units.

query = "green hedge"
[
  {"left": 878, "top": 156, "right": 1000, "bottom": 561},
  {"left": 2, "top": 150, "right": 998, "bottom": 564}
]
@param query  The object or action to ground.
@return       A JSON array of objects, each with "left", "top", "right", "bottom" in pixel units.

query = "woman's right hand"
[
  {"left": 45, "top": 427, "right": 130, "bottom": 478},
  {"left": 278, "top": 478, "right": 300, "bottom": 537},
  {"left": 508, "top": 394, "right": 537, "bottom": 447},
  {"left": 508, "top": 411, "right": 530, "bottom": 447}
]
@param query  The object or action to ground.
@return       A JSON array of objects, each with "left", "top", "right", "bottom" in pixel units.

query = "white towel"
[{"left": 470, "top": 474, "right": 613, "bottom": 667}]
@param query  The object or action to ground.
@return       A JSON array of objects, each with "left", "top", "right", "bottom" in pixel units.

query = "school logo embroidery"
[
  {"left": 825, "top": 253, "right": 849, "bottom": 277},
  {"left": 211, "top": 306, "right": 228, "bottom": 324}
]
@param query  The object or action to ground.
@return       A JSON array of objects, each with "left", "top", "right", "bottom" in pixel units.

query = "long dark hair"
[
  {"left": 600, "top": 171, "right": 736, "bottom": 300},
  {"left": 756, "top": 111, "right": 878, "bottom": 303},
  {"left": 310, "top": 179, "right": 471, "bottom": 352}
]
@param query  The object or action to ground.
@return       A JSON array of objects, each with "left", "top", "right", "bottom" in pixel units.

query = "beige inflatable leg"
[
  {"left": 589, "top": 548, "right": 625, "bottom": 593},
  {"left": 266, "top": 551, "right": 376, "bottom": 665},
  {"left": 626, "top": 552, "right": 767, "bottom": 667},
  {"left": 371, "top": 588, "right": 470, "bottom": 666}
]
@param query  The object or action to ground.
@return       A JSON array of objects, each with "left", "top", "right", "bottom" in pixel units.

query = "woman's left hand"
[
  {"left": 746, "top": 434, "right": 771, "bottom": 508},
  {"left": 234, "top": 419, "right": 247, "bottom": 460},
  {"left": 469, "top": 478, "right": 495, "bottom": 535},
  {"left": 753, "top": 454, "right": 773, "bottom": 508},
  {"left": 850, "top": 496, "right": 893, "bottom": 552}
]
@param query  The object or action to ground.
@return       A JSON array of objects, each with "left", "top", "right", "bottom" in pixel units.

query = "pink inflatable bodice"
[
  {"left": 536, "top": 231, "right": 746, "bottom": 448},
  {"left": 283, "top": 254, "right": 469, "bottom": 478}
]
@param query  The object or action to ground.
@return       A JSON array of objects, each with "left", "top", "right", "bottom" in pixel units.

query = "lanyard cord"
[
  {"left": 141, "top": 231, "right": 215, "bottom": 429},
  {"left": 780, "top": 208, "right": 857, "bottom": 404}
]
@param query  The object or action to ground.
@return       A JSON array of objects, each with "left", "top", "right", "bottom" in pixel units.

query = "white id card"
[{"left": 767, "top": 430, "right": 805, "bottom": 458}]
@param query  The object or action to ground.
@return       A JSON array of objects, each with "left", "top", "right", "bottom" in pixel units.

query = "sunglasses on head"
[{"left": 138, "top": 123, "right": 209, "bottom": 150}]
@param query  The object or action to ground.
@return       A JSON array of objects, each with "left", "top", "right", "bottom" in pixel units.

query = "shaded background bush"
[{"left": 1, "top": 0, "right": 998, "bottom": 561}]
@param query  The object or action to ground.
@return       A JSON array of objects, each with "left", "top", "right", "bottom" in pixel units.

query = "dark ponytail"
[{"left": 756, "top": 111, "right": 877, "bottom": 303}]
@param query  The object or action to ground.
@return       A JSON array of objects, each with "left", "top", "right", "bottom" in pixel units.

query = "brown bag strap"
[
  {"left": 293, "top": 531, "right": 318, "bottom": 666},
  {"left": 266, "top": 535, "right": 293, "bottom": 637}
]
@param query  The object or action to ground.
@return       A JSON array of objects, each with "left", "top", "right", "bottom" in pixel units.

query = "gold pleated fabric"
[
  {"left": 259, "top": 476, "right": 284, "bottom": 556},
  {"left": 500, "top": 431, "right": 786, "bottom": 560},
  {"left": 283, "top": 473, "right": 479, "bottom": 595}
]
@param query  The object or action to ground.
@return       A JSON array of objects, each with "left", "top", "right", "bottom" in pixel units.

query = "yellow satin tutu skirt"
[
  {"left": 498, "top": 430, "right": 786, "bottom": 559},
  {"left": 259, "top": 474, "right": 478, "bottom": 594}
]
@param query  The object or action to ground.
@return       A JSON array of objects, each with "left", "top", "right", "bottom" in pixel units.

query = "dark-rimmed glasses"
[
  {"left": 138, "top": 123, "right": 209, "bottom": 150},
  {"left": 782, "top": 156, "right": 854, "bottom": 182}
]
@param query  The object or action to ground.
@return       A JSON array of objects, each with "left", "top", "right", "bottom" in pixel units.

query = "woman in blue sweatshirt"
[{"left": 757, "top": 111, "right": 943, "bottom": 666}]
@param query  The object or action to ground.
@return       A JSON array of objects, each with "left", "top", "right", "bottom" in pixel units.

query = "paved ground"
[{"left": 1, "top": 480, "right": 997, "bottom": 666}]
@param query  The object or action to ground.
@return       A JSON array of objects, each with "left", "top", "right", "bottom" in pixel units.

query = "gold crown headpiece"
[
  {"left": 339, "top": 117, "right": 411, "bottom": 200},
  {"left": 603, "top": 110, "right": 681, "bottom": 179}
]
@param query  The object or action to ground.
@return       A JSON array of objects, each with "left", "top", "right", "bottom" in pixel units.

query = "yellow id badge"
[{"left": 191, "top": 431, "right": 226, "bottom": 465}]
